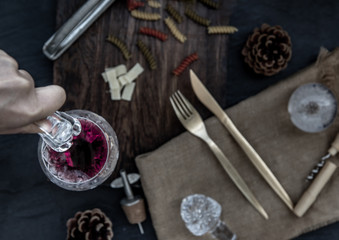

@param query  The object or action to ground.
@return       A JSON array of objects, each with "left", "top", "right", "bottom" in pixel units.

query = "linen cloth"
[{"left": 136, "top": 48, "right": 339, "bottom": 240}]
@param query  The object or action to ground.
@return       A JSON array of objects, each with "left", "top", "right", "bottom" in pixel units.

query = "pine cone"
[
  {"left": 242, "top": 23, "right": 292, "bottom": 76},
  {"left": 66, "top": 208, "right": 113, "bottom": 240}
]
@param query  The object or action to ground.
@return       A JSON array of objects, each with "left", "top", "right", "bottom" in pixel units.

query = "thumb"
[
  {"left": 0, "top": 85, "right": 66, "bottom": 134},
  {"left": 7, "top": 85, "right": 66, "bottom": 134},
  {"left": 35, "top": 85, "right": 66, "bottom": 118}
]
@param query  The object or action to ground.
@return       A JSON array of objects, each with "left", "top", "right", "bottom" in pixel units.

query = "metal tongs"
[{"left": 43, "top": 0, "right": 116, "bottom": 60}]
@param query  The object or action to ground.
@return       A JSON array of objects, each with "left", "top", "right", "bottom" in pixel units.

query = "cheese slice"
[
  {"left": 105, "top": 64, "right": 127, "bottom": 77},
  {"left": 101, "top": 72, "right": 109, "bottom": 83},
  {"left": 110, "top": 88, "right": 121, "bottom": 100},
  {"left": 123, "top": 63, "right": 144, "bottom": 83},
  {"left": 103, "top": 63, "right": 144, "bottom": 102},
  {"left": 118, "top": 75, "right": 129, "bottom": 86},
  {"left": 121, "top": 82, "right": 136, "bottom": 101},
  {"left": 106, "top": 69, "right": 120, "bottom": 90}
]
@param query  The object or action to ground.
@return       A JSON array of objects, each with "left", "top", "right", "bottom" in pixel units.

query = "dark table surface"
[{"left": 1, "top": 0, "right": 339, "bottom": 239}]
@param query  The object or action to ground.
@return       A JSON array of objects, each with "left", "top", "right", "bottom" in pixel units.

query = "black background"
[{"left": 0, "top": 0, "right": 339, "bottom": 239}]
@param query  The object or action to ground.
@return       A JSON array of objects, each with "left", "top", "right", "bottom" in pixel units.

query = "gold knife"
[{"left": 189, "top": 69, "right": 294, "bottom": 210}]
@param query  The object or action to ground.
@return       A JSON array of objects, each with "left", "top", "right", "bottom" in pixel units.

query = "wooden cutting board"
[{"left": 53, "top": 0, "right": 235, "bottom": 178}]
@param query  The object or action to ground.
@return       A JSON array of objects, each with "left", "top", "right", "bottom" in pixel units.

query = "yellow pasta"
[
  {"left": 131, "top": 10, "right": 161, "bottom": 21},
  {"left": 207, "top": 25, "right": 238, "bottom": 34},
  {"left": 148, "top": 0, "right": 161, "bottom": 8},
  {"left": 164, "top": 17, "right": 187, "bottom": 43}
]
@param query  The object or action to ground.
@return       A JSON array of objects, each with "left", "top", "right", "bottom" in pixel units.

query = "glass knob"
[
  {"left": 288, "top": 83, "right": 337, "bottom": 133},
  {"left": 180, "top": 194, "right": 236, "bottom": 240}
]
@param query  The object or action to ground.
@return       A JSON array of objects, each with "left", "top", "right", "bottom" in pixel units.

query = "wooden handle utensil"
[
  {"left": 295, "top": 132, "right": 339, "bottom": 217},
  {"left": 294, "top": 161, "right": 337, "bottom": 217}
]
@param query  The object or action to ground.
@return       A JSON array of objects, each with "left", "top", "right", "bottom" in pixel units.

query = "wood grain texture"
[{"left": 53, "top": 0, "right": 236, "bottom": 178}]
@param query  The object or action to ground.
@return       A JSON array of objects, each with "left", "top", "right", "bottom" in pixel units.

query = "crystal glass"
[
  {"left": 180, "top": 194, "right": 236, "bottom": 240},
  {"left": 288, "top": 83, "right": 337, "bottom": 133},
  {"left": 37, "top": 110, "right": 119, "bottom": 191}
]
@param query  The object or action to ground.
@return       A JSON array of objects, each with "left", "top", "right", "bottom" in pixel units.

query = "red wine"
[{"left": 47, "top": 118, "right": 108, "bottom": 183}]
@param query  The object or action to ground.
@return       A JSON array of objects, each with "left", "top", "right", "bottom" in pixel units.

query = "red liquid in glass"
[{"left": 47, "top": 118, "right": 108, "bottom": 183}]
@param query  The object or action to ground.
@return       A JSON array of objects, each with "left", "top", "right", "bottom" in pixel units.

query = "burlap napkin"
[{"left": 136, "top": 47, "right": 339, "bottom": 240}]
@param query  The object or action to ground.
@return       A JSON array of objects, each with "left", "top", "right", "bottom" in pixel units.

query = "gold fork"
[{"left": 170, "top": 90, "right": 268, "bottom": 219}]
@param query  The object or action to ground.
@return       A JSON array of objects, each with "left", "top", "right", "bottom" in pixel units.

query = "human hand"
[{"left": 0, "top": 50, "right": 66, "bottom": 134}]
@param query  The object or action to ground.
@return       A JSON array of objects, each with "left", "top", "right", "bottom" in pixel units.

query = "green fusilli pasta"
[
  {"left": 165, "top": 4, "right": 183, "bottom": 23},
  {"left": 106, "top": 35, "right": 132, "bottom": 60},
  {"left": 185, "top": 8, "right": 211, "bottom": 27},
  {"left": 137, "top": 39, "right": 157, "bottom": 70},
  {"left": 198, "top": 0, "right": 220, "bottom": 9}
]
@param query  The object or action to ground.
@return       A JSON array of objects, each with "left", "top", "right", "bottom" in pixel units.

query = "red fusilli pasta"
[
  {"left": 139, "top": 27, "right": 168, "bottom": 41},
  {"left": 173, "top": 53, "right": 198, "bottom": 76},
  {"left": 127, "top": 0, "right": 144, "bottom": 11}
]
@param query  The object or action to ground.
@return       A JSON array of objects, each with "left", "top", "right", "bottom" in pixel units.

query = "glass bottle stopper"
[
  {"left": 288, "top": 83, "right": 337, "bottom": 133},
  {"left": 180, "top": 194, "right": 237, "bottom": 240},
  {"left": 35, "top": 111, "right": 82, "bottom": 152}
]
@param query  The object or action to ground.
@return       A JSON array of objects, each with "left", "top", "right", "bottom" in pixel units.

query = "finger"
[
  {"left": 34, "top": 85, "right": 66, "bottom": 119},
  {"left": 0, "top": 50, "right": 6, "bottom": 56},
  {"left": 18, "top": 69, "right": 34, "bottom": 82},
  {"left": 0, "top": 49, "right": 9, "bottom": 56},
  {"left": 0, "top": 123, "right": 42, "bottom": 134},
  {"left": 0, "top": 85, "right": 66, "bottom": 134},
  {"left": 16, "top": 69, "right": 35, "bottom": 90},
  {"left": 0, "top": 50, "right": 18, "bottom": 70},
  {"left": 7, "top": 85, "right": 66, "bottom": 134}
]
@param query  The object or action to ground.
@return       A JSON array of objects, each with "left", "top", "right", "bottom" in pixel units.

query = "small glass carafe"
[{"left": 37, "top": 110, "right": 119, "bottom": 191}]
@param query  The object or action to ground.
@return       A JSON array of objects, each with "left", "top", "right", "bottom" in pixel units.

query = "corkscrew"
[
  {"left": 294, "top": 132, "right": 339, "bottom": 217},
  {"left": 307, "top": 153, "right": 332, "bottom": 181},
  {"left": 306, "top": 132, "right": 339, "bottom": 181}
]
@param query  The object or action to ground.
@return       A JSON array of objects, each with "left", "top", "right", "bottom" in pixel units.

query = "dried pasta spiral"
[
  {"left": 131, "top": 10, "right": 161, "bottom": 21},
  {"left": 148, "top": 0, "right": 161, "bottom": 8},
  {"left": 127, "top": 0, "right": 144, "bottom": 11},
  {"left": 106, "top": 35, "right": 132, "bottom": 60},
  {"left": 207, "top": 25, "right": 238, "bottom": 34},
  {"left": 164, "top": 17, "right": 187, "bottom": 43},
  {"left": 198, "top": 0, "right": 220, "bottom": 9},
  {"left": 165, "top": 4, "right": 184, "bottom": 23},
  {"left": 137, "top": 39, "right": 157, "bottom": 70},
  {"left": 185, "top": 8, "right": 211, "bottom": 27},
  {"left": 173, "top": 52, "right": 198, "bottom": 76},
  {"left": 139, "top": 27, "right": 168, "bottom": 41},
  {"left": 178, "top": 0, "right": 197, "bottom": 6}
]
